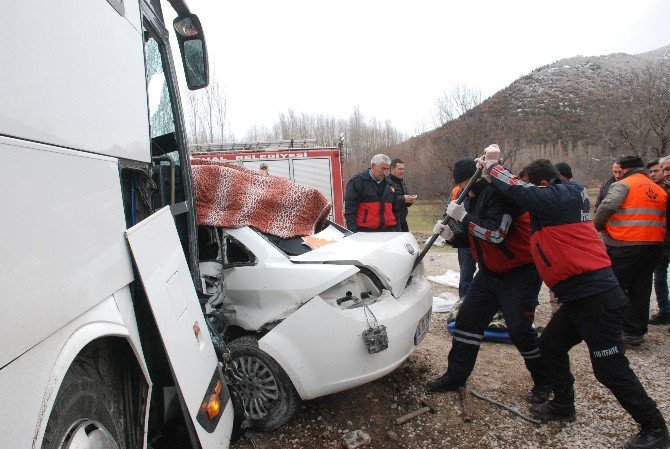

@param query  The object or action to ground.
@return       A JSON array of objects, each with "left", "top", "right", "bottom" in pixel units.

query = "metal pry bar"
[{"left": 470, "top": 390, "right": 542, "bottom": 426}]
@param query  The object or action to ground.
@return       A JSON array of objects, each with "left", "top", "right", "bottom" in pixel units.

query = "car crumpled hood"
[{"left": 290, "top": 232, "right": 420, "bottom": 297}]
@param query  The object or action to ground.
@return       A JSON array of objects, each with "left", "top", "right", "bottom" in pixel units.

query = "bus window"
[{"left": 143, "top": 27, "right": 176, "bottom": 140}]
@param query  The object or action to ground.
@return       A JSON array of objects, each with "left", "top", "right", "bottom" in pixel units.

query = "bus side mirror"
[{"left": 173, "top": 14, "right": 209, "bottom": 90}]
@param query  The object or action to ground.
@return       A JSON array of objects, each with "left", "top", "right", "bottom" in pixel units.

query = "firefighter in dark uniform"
[
  {"left": 344, "top": 154, "right": 399, "bottom": 232},
  {"left": 482, "top": 146, "right": 669, "bottom": 449},
  {"left": 426, "top": 157, "right": 551, "bottom": 404}
]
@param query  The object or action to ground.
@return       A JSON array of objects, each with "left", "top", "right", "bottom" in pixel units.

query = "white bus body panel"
[
  {"left": 126, "top": 208, "right": 233, "bottom": 447},
  {"left": 0, "top": 0, "right": 150, "bottom": 162},
  {"left": 0, "top": 295, "right": 150, "bottom": 449},
  {"left": 0, "top": 136, "right": 134, "bottom": 368}
]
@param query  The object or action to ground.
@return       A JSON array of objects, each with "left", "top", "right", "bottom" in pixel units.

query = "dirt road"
[{"left": 233, "top": 248, "right": 670, "bottom": 449}]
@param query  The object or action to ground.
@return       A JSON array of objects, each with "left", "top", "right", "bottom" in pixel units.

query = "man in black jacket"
[
  {"left": 389, "top": 158, "right": 415, "bottom": 232},
  {"left": 482, "top": 147, "right": 668, "bottom": 449},
  {"left": 595, "top": 161, "right": 622, "bottom": 210},
  {"left": 648, "top": 157, "right": 670, "bottom": 325},
  {"left": 344, "top": 154, "right": 400, "bottom": 232},
  {"left": 426, "top": 157, "right": 550, "bottom": 404}
]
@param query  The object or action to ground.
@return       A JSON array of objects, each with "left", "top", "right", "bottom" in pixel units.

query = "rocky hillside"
[
  {"left": 390, "top": 44, "right": 670, "bottom": 195},
  {"left": 478, "top": 44, "right": 670, "bottom": 144}
]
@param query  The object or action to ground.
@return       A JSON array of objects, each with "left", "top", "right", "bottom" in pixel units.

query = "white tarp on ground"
[
  {"left": 427, "top": 269, "right": 460, "bottom": 288},
  {"left": 432, "top": 291, "right": 459, "bottom": 313}
]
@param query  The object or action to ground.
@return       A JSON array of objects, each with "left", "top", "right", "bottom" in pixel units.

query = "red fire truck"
[{"left": 191, "top": 140, "right": 346, "bottom": 225}]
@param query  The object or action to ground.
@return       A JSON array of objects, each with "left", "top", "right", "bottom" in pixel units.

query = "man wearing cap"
[
  {"left": 594, "top": 156, "right": 667, "bottom": 346},
  {"left": 427, "top": 157, "right": 551, "bottom": 404},
  {"left": 450, "top": 161, "right": 476, "bottom": 299},
  {"left": 555, "top": 162, "right": 573, "bottom": 182}
]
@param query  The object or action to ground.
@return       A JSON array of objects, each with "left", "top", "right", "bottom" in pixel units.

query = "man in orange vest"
[{"left": 594, "top": 155, "right": 667, "bottom": 346}]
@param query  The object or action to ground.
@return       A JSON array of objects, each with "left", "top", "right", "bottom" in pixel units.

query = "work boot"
[
  {"left": 525, "top": 384, "right": 552, "bottom": 404},
  {"left": 623, "top": 333, "right": 645, "bottom": 347},
  {"left": 625, "top": 414, "right": 670, "bottom": 449},
  {"left": 530, "top": 401, "right": 577, "bottom": 422},
  {"left": 530, "top": 387, "right": 576, "bottom": 422},
  {"left": 649, "top": 311, "right": 670, "bottom": 325},
  {"left": 425, "top": 373, "right": 463, "bottom": 393}
]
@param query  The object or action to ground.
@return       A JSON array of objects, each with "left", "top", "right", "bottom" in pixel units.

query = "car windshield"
[{"left": 255, "top": 221, "right": 352, "bottom": 257}]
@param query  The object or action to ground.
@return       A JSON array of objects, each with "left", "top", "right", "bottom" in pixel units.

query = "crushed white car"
[{"left": 199, "top": 223, "right": 433, "bottom": 430}]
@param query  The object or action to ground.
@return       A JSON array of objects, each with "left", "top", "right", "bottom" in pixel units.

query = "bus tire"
[{"left": 41, "top": 347, "right": 128, "bottom": 449}]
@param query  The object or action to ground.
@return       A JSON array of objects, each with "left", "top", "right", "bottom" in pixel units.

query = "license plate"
[{"left": 414, "top": 310, "right": 431, "bottom": 345}]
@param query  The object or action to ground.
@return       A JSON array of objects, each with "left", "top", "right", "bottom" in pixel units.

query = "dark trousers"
[
  {"left": 457, "top": 247, "right": 476, "bottom": 299},
  {"left": 446, "top": 265, "right": 548, "bottom": 387},
  {"left": 540, "top": 287, "right": 660, "bottom": 425},
  {"left": 399, "top": 220, "right": 409, "bottom": 232},
  {"left": 653, "top": 250, "right": 670, "bottom": 313},
  {"left": 607, "top": 245, "right": 662, "bottom": 336}
]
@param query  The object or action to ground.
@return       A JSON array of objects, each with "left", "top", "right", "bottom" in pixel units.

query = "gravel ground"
[{"left": 233, "top": 246, "right": 670, "bottom": 449}]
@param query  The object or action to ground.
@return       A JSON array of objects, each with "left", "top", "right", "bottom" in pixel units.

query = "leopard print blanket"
[{"left": 192, "top": 159, "right": 331, "bottom": 238}]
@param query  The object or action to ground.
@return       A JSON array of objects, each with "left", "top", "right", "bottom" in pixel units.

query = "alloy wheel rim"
[
  {"left": 60, "top": 419, "right": 119, "bottom": 449},
  {"left": 231, "top": 355, "right": 280, "bottom": 419}
]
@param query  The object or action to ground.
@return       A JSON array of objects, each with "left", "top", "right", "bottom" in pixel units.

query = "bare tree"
[
  {"left": 184, "top": 65, "right": 232, "bottom": 144},
  {"left": 598, "top": 60, "right": 670, "bottom": 159},
  {"left": 243, "top": 125, "right": 279, "bottom": 141},
  {"left": 433, "top": 84, "right": 482, "bottom": 127}
]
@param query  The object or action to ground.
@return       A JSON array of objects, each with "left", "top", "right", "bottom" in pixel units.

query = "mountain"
[
  {"left": 390, "top": 44, "right": 670, "bottom": 195},
  {"left": 477, "top": 44, "right": 670, "bottom": 144}
]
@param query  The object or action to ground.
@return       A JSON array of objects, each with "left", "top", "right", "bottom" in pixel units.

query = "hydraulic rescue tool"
[{"left": 412, "top": 166, "right": 483, "bottom": 269}]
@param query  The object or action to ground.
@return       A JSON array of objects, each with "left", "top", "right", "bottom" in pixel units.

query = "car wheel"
[
  {"left": 41, "top": 350, "right": 127, "bottom": 449},
  {"left": 227, "top": 335, "right": 301, "bottom": 431}
]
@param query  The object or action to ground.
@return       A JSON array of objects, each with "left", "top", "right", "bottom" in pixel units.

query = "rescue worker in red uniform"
[
  {"left": 426, "top": 157, "right": 551, "bottom": 404},
  {"left": 594, "top": 156, "right": 667, "bottom": 346},
  {"left": 482, "top": 147, "right": 668, "bottom": 449},
  {"left": 344, "top": 154, "right": 399, "bottom": 232}
]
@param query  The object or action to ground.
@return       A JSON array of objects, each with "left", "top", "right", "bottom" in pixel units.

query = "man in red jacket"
[
  {"left": 344, "top": 154, "right": 401, "bottom": 232},
  {"left": 426, "top": 157, "right": 550, "bottom": 404},
  {"left": 482, "top": 146, "right": 668, "bottom": 449}
]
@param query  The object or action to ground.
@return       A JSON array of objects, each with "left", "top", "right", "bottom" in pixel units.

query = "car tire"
[
  {"left": 227, "top": 335, "right": 301, "bottom": 431},
  {"left": 41, "top": 348, "right": 128, "bottom": 449}
]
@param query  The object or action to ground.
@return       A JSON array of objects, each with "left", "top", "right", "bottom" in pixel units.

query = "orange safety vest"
[
  {"left": 605, "top": 173, "right": 667, "bottom": 242},
  {"left": 451, "top": 185, "right": 461, "bottom": 201}
]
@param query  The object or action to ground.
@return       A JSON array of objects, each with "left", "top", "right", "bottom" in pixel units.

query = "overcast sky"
[{"left": 185, "top": 0, "right": 670, "bottom": 139}]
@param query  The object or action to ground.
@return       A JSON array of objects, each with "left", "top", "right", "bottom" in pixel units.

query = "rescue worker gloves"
[
  {"left": 433, "top": 220, "right": 454, "bottom": 240},
  {"left": 476, "top": 144, "right": 502, "bottom": 183},
  {"left": 447, "top": 201, "right": 467, "bottom": 222}
]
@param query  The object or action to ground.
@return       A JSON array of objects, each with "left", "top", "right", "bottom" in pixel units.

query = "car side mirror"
[{"left": 173, "top": 14, "right": 209, "bottom": 90}]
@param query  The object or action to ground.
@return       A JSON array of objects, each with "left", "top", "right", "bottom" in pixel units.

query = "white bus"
[{"left": 0, "top": 0, "right": 235, "bottom": 447}]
